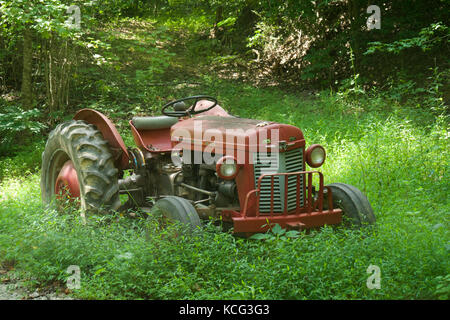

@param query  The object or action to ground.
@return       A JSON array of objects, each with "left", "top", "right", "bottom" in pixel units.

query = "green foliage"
[
  {"left": 250, "top": 224, "right": 301, "bottom": 241},
  {"left": 0, "top": 4, "right": 448, "bottom": 300},
  {"left": 0, "top": 82, "right": 448, "bottom": 299},
  {"left": 425, "top": 67, "right": 448, "bottom": 115},
  {"left": 0, "top": 139, "right": 44, "bottom": 180},
  {"left": 160, "top": 14, "right": 212, "bottom": 34},
  {"left": 217, "top": 17, "right": 237, "bottom": 29},
  {"left": 365, "top": 22, "right": 449, "bottom": 55},
  {"left": 355, "top": 67, "right": 449, "bottom": 117},
  {"left": 434, "top": 274, "right": 450, "bottom": 300},
  {"left": 0, "top": 104, "right": 45, "bottom": 152},
  {"left": 0, "top": 0, "right": 78, "bottom": 37},
  {"left": 245, "top": 1, "right": 449, "bottom": 88}
]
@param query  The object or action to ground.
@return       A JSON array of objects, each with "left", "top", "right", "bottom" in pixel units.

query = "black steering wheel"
[{"left": 162, "top": 95, "right": 218, "bottom": 117}]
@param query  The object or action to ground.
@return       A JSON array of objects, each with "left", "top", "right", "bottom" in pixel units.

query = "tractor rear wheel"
[
  {"left": 324, "top": 183, "right": 375, "bottom": 227},
  {"left": 41, "top": 120, "right": 121, "bottom": 214},
  {"left": 149, "top": 196, "right": 201, "bottom": 231}
]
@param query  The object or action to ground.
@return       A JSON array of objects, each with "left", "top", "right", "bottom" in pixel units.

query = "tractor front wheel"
[
  {"left": 149, "top": 196, "right": 201, "bottom": 231},
  {"left": 324, "top": 183, "right": 375, "bottom": 227},
  {"left": 41, "top": 120, "right": 121, "bottom": 214}
]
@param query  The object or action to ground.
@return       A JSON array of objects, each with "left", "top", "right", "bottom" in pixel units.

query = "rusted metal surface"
[
  {"left": 55, "top": 160, "right": 80, "bottom": 198},
  {"left": 231, "top": 170, "right": 342, "bottom": 233},
  {"left": 70, "top": 106, "right": 341, "bottom": 234},
  {"left": 232, "top": 209, "right": 342, "bottom": 233},
  {"left": 248, "top": 171, "right": 325, "bottom": 216},
  {"left": 215, "top": 155, "right": 241, "bottom": 180},
  {"left": 129, "top": 120, "right": 174, "bottom": 153},
  {"left": 171, "top": 115, "right": 305, "bottom": 153},
  {"left": 192, "top": 100, "right": 232, "bottom": 117},
  {"left": 73, "top": 109, "right": 130, "bottom": 169},
  {"left": 305, "top": 144, "right": 326, "bottom": 168},
  {"left": 171, "top": 116, "right": 306, "bottom": 210}
]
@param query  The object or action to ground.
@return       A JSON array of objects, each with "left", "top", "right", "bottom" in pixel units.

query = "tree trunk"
[
  {"left": 44, "top": 35, "right": 72, "bottom": 113},
  {"left": 348, "top": 0, "right": 365, "bottom": 60},
  {"left": 236, "top": 0, "right": 258, "bottom": 35},
  {"left": 21, "top": 27, "right": 33, "bottom": 109},
  {"left": 211, "top": 6, "right": 224, "bottom": 39}
]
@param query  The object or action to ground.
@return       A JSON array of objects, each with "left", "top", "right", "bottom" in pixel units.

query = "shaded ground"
[
  {"left": 0, "top": 268, "right": 73, "bottom": 300},
  {"left": 0, "top": 17, "right": 447, "bottom": 300}
]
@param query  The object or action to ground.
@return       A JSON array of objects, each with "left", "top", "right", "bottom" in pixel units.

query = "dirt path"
[{"left": 0, "top": 270, "right": 74, "bottom": 300}]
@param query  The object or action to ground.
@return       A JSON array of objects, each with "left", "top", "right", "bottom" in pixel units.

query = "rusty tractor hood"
[{"left": 171, "top": 115, "right": 305, "bottom": 153}]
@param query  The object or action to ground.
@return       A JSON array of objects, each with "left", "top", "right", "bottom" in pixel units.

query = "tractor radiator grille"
[{"left": 253, "top": 148, "right": 304, "bottom": 214}]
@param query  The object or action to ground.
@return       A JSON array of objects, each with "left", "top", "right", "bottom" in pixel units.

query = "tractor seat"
[
  {"left": 130, "top": 116, "right": 178, "bottom": 153},
  {"left": 131, "top": 116, "right": 178, "bottom": 130}
]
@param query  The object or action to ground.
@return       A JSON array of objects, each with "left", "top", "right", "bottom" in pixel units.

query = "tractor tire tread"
[{"left": 41, "top": 120, "right": 120, "bottom": 213}]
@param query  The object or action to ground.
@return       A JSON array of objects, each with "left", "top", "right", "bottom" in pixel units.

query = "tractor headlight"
[
  {"left": 216, "top": 156, "right": 240, "bottom": 180},
  {"left": 306, "top": 144, "right": 326, "bottom": 168}
]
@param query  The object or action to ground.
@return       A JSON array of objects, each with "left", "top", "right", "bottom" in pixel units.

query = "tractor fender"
[{"left": 73, "top": 108, "right": 130, "bottom": 169}]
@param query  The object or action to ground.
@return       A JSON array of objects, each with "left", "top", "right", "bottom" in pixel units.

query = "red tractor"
[{"left": 41, "top": 96, "right": 375, "bottom": 234}]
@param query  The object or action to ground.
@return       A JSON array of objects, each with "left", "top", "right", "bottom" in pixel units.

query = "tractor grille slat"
[{"left": 253, "top": 148, "right": 304, "bottom": 213}]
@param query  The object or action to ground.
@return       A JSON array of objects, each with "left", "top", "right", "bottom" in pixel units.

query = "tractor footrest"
[{"left": 286, "top": 222, "right": 306, "bottom": 231}]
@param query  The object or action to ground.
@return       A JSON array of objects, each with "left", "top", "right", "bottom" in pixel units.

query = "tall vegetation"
[
  {"left": 1, "top": 1, "right": 448, "bottom": 114},
  {"left": 0, "top": 85, "right": 448, "bottom": 299},
  {"left": 0, "top": 0, "right": 448, "bottom": 300}
]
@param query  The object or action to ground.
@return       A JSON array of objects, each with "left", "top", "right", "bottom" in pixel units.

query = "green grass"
[
  {"left": 1, "top": 88, "right": 448, "bottom": 299},
  {"left": 0, "top": 17, "right": 449, "bottom": 300}
]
